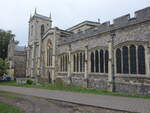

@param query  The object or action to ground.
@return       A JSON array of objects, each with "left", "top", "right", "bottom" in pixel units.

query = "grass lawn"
[
  {"left": 0, "top": 81, "right": 150, "bottom": 99},
  {"left": 0, "top": 90, "right": 21, "bottom": 99},
  {"left": 0, "top": 101, "right": 22, "bottom": 113}
]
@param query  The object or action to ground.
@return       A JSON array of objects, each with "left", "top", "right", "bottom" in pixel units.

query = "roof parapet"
[
  {"left": 59, "top": 7, "right": 150, "bottom": 45},
  {"left": 113, "top": 14, "right": 130, "bottom": 25},
  {"left": 135, "top": 7, "right": 150, "bottom": 19},
  {"left": 101, "top": 21, "right": 110, "bottom": 26},
  {"left": 95, "top": 7, "right": 150, "bottom": 29}
]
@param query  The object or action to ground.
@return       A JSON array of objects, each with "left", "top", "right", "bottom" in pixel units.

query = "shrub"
[
  {"left": 26, "top": 79, "right": 33, "bottom": 85},
  {"left": 0, "top": 59, "right": 9, "bottom": 78}
]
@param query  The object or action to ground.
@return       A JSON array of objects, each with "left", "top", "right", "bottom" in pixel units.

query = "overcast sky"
[{"left": 0, "top": 0, "right": 150, "bottom": 46}]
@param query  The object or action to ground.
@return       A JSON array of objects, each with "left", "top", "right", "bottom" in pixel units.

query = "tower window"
[
  {"left": 41, "top": 24, "right": 45, "bottom": 37},
  {"left": 31, "top": 25, "right": 33, "bottom": 36}
]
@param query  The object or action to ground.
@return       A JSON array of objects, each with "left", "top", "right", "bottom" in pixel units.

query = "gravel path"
[
  {"left": 0, "top": 85, "right": 149, "bottom": 113},
  {"left": 0, "top": 94, "right": 129, "bottom": 113}
]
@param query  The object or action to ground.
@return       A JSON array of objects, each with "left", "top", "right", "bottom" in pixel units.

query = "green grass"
[
  {"left": 0, "top": 101, "right": 23, "bottom": 113},
  {"left": 0, "top": 81, "right": 150, "bottom": 99},
  {"left": 0, "top": 90, "right": 21, "bottom": 99}
]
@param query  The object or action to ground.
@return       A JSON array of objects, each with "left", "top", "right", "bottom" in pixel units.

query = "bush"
[
  {"left": 26, "top": 79, "right": 33, "bottom": 85},
  {"left": 0, "top": 59, "right": 9, "bottom": 78}
]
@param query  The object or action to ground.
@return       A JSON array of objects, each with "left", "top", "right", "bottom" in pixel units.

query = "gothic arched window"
[
  {"left": 31, "top": 25, "right": 33, "bottom": 36},
  {"left": 105, "top": 50, "right": 109, "bottom": 73},
  {"left": 130, "top": 45, "right": 137, "bottom": 74},
  {"left": 73, "top": 55, "right": 76, "bottom": 72},
  {"left": 77, "top": 53, "right": 79, "bottom": 72},
  {"left": 138, "top": 45, "right": 145, "bottom": 74},
  {"left": 47, "top": 49, "right": 49, "bottom": 66},
  {"left": 95, "top": 50, "right": 99, "bottom": 72},
  {"left": 63, "top": 56, "right": 65, "bottom": 72},
  {"left": 49, "top": 49, "right": 52, "bottom": 66},
  {"left": 100, "top": 50, "right": 104, "bottom": 73},
  {"left": 83, "top": 53, "right": 85, "bottom": 72},
  {"left": 41, "top": 24, "right": 45, "bottom": 37},
  {"left": 65, "top": 55, "right": 68, "bottom": 72},
  {"left": 91, "top": 52, "right": 94, "bottom": 72},
  {"left": 60, "top": 56, "right": 63, "bottom": 71},
  {"left": 122, "top": 46, "right": 129, "bottom": 74},
  {"left": 67, "top": 55, "right": 69, "bottom": 71},
  {"left": 47, "top": 40, "right": 53, "bottom": 67},
  {"left": 80, "top": 53, "right": 82, "bottom": 72},
  {"left": 49, "top": 49, "right": 51, "bottom": 66},
  {"left": 116, "top": 48, "right": 122, "bottom": 73}
]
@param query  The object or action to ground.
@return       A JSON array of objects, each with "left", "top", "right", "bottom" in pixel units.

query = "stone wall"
[
  {"left": 54, "top": 7, "right": 150, "bottom": 95},
  {"left": 14, "top": 51, "right": 27, "bottom": 78},
  {"left": 37, "top": 77, "right": 49, "bottom": 84},
  {"left": 114, "top": 82, "right": 150, "bottom": 95},
  {"left": 27, "top": 7, "right": 150, "bottom": 95},
  {"left": 7, "top": 39, "right": 27, "bottom": 79},
  {"left": 57, "top": 74, "right": 150, "bottom": 95},
  {"left": 87, "top": 79, "right": 108, "bottom": 90}
]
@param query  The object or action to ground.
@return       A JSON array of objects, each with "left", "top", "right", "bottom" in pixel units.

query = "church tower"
[
  {"left": 27, "top": 9, "right": 52, "bottom": 78},
  {"left": 28, "top": 9, "right": 52, "bottom": 44}
]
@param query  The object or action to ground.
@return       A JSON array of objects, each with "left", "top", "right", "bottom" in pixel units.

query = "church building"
[{"left": 26, "top": 7, "right": 150, "bottom": 95}]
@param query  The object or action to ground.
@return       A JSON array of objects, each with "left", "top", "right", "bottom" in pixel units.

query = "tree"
[
  {"left": 0, "top": 29, "right": 15, "bottom": 59},
  {"left": 0, "top": 58, "right": 9, "bottom": 77}
]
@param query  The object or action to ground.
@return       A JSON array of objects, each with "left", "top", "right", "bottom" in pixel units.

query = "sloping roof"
[
  {"left": 15, "top": 46, "right": 26, "bottom": 52},
  {"left": 34, "top": 13, "right": 51, "bottom": 21},
  {"left": 29, "top": 13, "right": 51, "bottom": 22},
  {"left": 66, "top": 21, "right": 100, "bottom": 31}
]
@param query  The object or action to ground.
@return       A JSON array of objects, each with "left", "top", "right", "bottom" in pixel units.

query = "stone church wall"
[
  {"left": 58, "top": 76, "right": 150, "bottom": 95},
  {"left": 13, "top": 51, "right": 27, "bottom": 78},
  {"left": 56, "top": 7, "right": 150, "bottom": 95},
  {"left": 26, "top": 7, "right": 150, "bottom": 95}
]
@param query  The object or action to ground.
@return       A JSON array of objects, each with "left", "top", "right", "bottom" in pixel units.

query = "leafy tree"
[
  {"left": 0, "top": 58, "right": 9, "bottom": 77},
  {"left": 0, "top": 29, "right": 15, "bottom": 59}
]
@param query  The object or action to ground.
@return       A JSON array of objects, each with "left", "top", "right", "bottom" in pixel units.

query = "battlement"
[
  {"left": 104, "top": 6, "right": 150, "bottom": 28},
  {"left": 113, "top": 14, "right": 130, "bottom": 25},
  {"left": 59, "top": 7, "right": 150, "bottom": 45},
  {"left": 135, "top": 7, "right": 150, "bottom": 19}
]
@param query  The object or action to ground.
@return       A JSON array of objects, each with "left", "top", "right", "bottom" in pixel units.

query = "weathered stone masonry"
[
  {"left": 8, "top": 38, "right": 27, "bottom": 79},
  {"left": 26, "top": 7, "right": 150, "bottom": 95}
]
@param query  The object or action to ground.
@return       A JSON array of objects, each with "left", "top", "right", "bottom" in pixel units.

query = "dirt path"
[{"left": 0, "top": 92, "right": 130, "bottom": 113}]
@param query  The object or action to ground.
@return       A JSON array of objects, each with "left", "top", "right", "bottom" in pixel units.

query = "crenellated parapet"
[{"left": 60, "top": 7, "right": 150, "bottom": 45}]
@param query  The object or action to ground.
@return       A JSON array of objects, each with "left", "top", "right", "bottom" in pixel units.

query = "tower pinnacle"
[
  {"left": 49, "top": 12, "right": 52, "bottom": 20},
  {"left": 30, "top": 13, "right": 32, "bottom": 19},
  {"left": 35, "top": 8, "right": 37, "bottom": 14}
]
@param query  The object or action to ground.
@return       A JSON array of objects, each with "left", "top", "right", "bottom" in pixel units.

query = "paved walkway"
[{"left": 0, "top": 86, "right": 149, "bottom": 113}]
